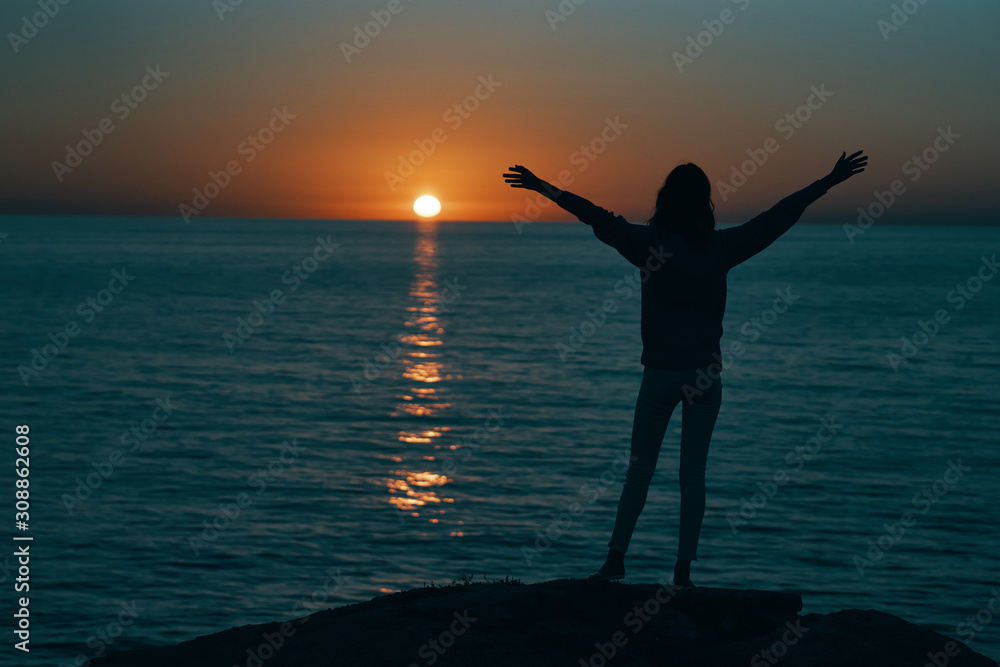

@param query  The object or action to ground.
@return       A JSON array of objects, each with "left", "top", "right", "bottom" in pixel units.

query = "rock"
[{"left": 88, "top": 579, "right": 998, "bottom": 666}]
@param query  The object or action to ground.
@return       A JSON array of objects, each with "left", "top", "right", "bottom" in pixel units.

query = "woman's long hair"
[{"left": 645, "top": 163, "right": 715, "bottom": 244}]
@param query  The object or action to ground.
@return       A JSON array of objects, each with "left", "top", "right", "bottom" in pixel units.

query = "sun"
[{"left": 413, "top": 195, "right": 441, "bottom": 217}]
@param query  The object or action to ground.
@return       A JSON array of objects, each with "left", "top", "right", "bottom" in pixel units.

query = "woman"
[{"left": 503, "top": 151, "right": 867, "bottom": 587}]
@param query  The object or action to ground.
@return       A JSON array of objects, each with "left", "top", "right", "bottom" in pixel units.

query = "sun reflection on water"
[{"left": 380, "top": 226, "right": 463, "bottom": 530}]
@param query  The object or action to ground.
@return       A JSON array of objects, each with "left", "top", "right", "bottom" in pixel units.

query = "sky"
[{"left": 1, "top": 0, "right": 997, "bottom": 223}]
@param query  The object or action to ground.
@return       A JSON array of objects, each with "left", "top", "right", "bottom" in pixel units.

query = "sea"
[{"left": 1, "top": 217, "right": 998, "bottom": 665}]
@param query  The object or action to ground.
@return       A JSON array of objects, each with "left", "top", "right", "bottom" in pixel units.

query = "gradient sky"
[{"left": 1, "top": 0, "right": 997, "bottom": 222}]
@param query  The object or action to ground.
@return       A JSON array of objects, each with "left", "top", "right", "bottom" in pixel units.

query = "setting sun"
[{"left": 413, "top": 195, "right": 441, "bottom": 218}]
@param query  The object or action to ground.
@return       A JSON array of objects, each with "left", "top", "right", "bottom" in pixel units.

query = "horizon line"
[{"left": 1, "top": 212, "right": 998, "bottom": 227}]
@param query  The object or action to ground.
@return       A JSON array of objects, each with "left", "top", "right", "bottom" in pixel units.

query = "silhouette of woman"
[{"left": 503, "top": 151, "right": 867, "bottom": 586}]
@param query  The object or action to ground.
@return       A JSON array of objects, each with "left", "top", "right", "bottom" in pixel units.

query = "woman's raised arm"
[
  {"left": 503, "top": 164, "right": 661, "bottom": 268},
  {"left": 720, "top": 150, "right": 868, "bottom": 269}
]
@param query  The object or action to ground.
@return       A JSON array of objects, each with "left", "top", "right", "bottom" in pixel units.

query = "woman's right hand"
[{"left": 826, "top": 150, "right": 868, "bottom": 186}]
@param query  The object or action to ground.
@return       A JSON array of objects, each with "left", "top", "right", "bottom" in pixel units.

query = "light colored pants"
[{"left": 608, "top": 364, "right": 722, "bottom": 560}]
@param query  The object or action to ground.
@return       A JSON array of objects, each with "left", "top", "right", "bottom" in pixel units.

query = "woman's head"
[{"left": 646, "top": 163, "right": 715, "bottom": 243}]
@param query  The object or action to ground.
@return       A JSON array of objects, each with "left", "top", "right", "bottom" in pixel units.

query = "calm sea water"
[{"left": 1, "top": 217, "right": 998, "bottom": 665}]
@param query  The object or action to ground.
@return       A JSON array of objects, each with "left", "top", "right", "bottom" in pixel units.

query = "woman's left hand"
[{"left": 503, "top": 165, "right": 543, "bottom": 191}]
